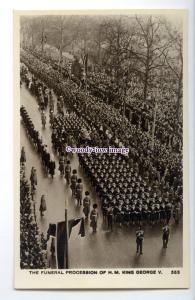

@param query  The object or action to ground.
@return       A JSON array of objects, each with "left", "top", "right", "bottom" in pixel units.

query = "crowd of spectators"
[{"left": 20, "top": 158, "right": 47, "bottom": 269}]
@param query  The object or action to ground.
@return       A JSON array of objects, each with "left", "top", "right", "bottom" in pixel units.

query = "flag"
[
  {"left": 68, "top": 217, "right": 85, "bottom": 237},
  {"left": 47, "top": 217, "right": 85, "bottom": 269},
  {"left": 56, "top": 221, "right": 67, "bottom": 269},
  {"left": 47, "top": 222, "right": 67, "bottom": 268},
  {"left": 47, "top": 223, "right": 56, "bottom": 240},
  {"left": 68, "top": 218, "right": 81, "bottom": 237}
]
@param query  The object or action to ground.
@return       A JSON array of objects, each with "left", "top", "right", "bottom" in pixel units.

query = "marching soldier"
[
  {"left": 162, "top": 224, "right": 170, "bottom": 248},
  {"left": 136, "top": 226, "right": 144, "bottom": 255},
  {"left": 137, "top": 204, "right": 143, "bottom": 226},
  {"left": 165, "top": 200, "right": 172, "bottom": 224},
  {"left": 123, "top": 203, "right": 130, "bottom": 225},
  {"left": 49, "top": 110, "right": 54, "bottom": 127},
  {"left": 115, "top": 204, "right": 124, "bottom": 227},
  {"left": 41, "top": 111, "right": 46, "bottom": 129},
  {"left": 142, "top": 203, "right": 149, "bottom": 225},
  {"left": 70, "top": 169, "right": 77, "bottom": 197},
  {"left": 173, "top": 202, "right": 182, "bottom": 224},
  {"left": 131, "top": 204, "right": 137, "bottom": 225},
  {"left": 49, "top": 90, "right": 54, "bottom": 112},
  {"left": 83, "top": 191, "right": 91, "bottom": 219},
  {"left": 20, "top": 146, "right": 26, "bottom": 165},
  {"left": 76, "top": 178, "right": 83, "bottom": 205},
  {"left": 59, "top": 155, "right": 65, "bottom": 176},
  {"left": 30, "top": 167, "right": 37, "bottom": 191},
  {"left": 160, "top": 202, "right": 166, "bottom": 224},
  {"left": 64, "top": 160, "right": 71, "bottom": 184},
  {"left": 49, "top": 157, "right": 56, "bottom": 178},
  {"left": 150, "top": 204, "right": 155, "bottom": 226},
  {"left": 90, "top": 203, "right": 98, "bottom": 233},
  {"left": 107, "top": 203, "right": 114, "bottom": 231},
  {"left": 102, "top": 199, "right": 109, "bottom": 221}
]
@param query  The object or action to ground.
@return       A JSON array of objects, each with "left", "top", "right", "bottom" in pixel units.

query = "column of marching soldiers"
[
  {"left": 20, "top": 105, "right": 98, "bottom": 232},
  {"left": 20, "top": 81, "right": 99, "bottom": 238},
  {"left": 20, "top": 65, "right": 182, "bottom": 257}
]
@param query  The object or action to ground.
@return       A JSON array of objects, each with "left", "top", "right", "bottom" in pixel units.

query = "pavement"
[{"left": 20, "top": 84, "right": 183, "bottom": 269}]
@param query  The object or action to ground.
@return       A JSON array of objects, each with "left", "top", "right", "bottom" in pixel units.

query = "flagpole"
[{"left": 65, "top": 198, "right": 69, "bottom": 269}]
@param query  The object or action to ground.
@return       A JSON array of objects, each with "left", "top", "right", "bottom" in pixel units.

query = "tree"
[
  {"left": 133, "top": 15, "right": 171, "bottom": 101},
  {"left": 21, "top": 16, "right": 47, "bottom": 51},
  {"left": 162, "top": 21, "right": 183, "bottom": 120},
  {"left": 47, "top": 16, "right": 77, "bottom": 72},
  {"left": 71, "top": 16, "right": 97, "bottom": 74},
  {"left": 100, "top": 17, "right": 135, "bottom": 82},
  {"left": 39, "top": 16, "right": 49, "bottom": 54}
]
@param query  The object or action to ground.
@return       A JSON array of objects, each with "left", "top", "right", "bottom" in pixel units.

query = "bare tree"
[
  {"left": 48, "top": 16, "right": 78, "bottom": 71},
  {"left": 163, "top": 22, "right": 183, "bottom": 120},
  {"left": 23, "top": 17, "right": 39, "bottom": 49},
  {"left": 21, "top": 16, "right": 48, "bottom": 51},
  {"left": 133, "top": 16, "right": 171, "bottom": 101},
  {"left": 39, "top": 16, "right": 49, "bottom": 54},
  {"left": 100, "top": 17, "right": 135, "bottom": 83}
]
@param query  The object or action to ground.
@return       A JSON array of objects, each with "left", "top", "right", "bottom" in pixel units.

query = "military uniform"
[
  {"left": 162, "top": 225, "right": 170, "bottom": 248},
  {"left": 65, "top": 163, "right": 71, "bottom": 184},
  {"left": 107, "top": 205, "right": 114, "bottom": 230},
  {"left": 83, "top": 195, "right": 91, "bottom": 219},
  {"left": 136, "top": 229, "right": 144, "bottom": 254}
]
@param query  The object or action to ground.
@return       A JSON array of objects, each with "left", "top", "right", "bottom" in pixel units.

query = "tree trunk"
[
  {"left": 143, "top": 71, "right": 148, "bottom": 101},
  {"left": 176, "top": 71, "right": 182, "bottom": 119},
  {"left": 143, "top": 54, "right": 150, "bottom": 101},
  {"left": 151, "top": 99, "right": 158, "bottom": 150}
]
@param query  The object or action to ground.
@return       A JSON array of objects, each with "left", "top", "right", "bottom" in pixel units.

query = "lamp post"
[{"left": 65, "top": 197, "right": 69, "bottom": 269}]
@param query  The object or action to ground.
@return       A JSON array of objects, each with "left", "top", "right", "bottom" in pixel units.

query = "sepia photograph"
[{"left": 14, "top": 9, "right": 189, "bottom": 289}]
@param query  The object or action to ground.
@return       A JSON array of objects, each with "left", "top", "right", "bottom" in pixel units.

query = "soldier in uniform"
[
  {"left": 155, "top": 203, "right": 160, "bottom": 224},
  {"left": 64, "top": 160, "right": 71, "bottom": 184},
  {"left": 70, "top": 169, "right": 77, "bottom": 197},
  {"left": 173, "top": 201, "right": 182, "bottom": 224},
  {"left": 107, "top": 203, "right": 114, "bottom": 231},
  {"left": 59, "top": 154, "right": 65, "bottom": 176},
  {"left": 136, "top": 226, "right": 144, "bottom": 255},
  {"left": 49, "top": 158, "right": 56, "bottom": 179},
  {"left": 76, "top": 178, "right": 83, "bottom": 205},
  {"left": 162, "top": 224, "right": 170, "bottom": 248},
  {"left": 90, "top": 203, "right": 98, "bottom": 233},
  {"left": 131, "top": 204, "right": 136, "bottom": 225},
  {"left": 49, "top": 90, "right": 54, "bottom": 112},
  {"left": 83, "top": 191, "right": 91, "bottom": 219},
  {"left": 123, "top": 202, "right": 130, "bottom": 225},
  {"left": 30, "top": 167, "right": 37, "bottom": 191},
  {"left": 150, "top": 203, "right": 156, "bottom": 226},
  {"left": 49, "top": 110, "right": 54, "bottom": 127},
  {"left": 137, "top": 204, "right": 143, "bottom": 226},
  {"left": 160, "top": 202, "right": 166, "bottom": 224},
  {"left": 41, "top": 111, "right": 46, "bottom": 129},
  {"left": 115, "top": 203, "right": 124, "bottom": 227},
  {"left": 165, "top": 200, "right": 172, "bottom": 224},
  {"left": 20, "top": 146, "right": 26, "bottom": 165},
  {"left": 142, "top": 203, "right": 148, "bottom": 225},
  {"left": 102, "top": 199, "right": 109, "bottom": 221}
]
